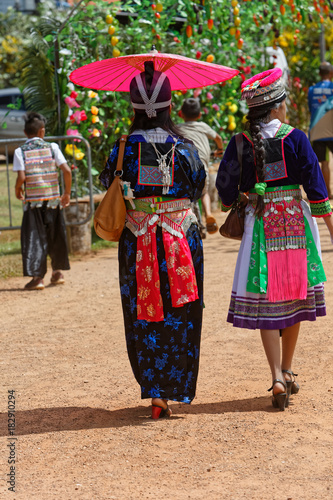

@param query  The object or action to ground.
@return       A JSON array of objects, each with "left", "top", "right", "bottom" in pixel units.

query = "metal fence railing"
[{"left": 0, "top": 135, "right": 93, "bottom": 231}]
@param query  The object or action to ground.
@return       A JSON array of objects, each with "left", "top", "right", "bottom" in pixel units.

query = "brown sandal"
[{"left": 206, "top": 216, "right": 218, "bottom": 234}]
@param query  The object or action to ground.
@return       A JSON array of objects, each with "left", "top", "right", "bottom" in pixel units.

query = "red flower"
[
  {"left": 80, "top": 110, "right": 88, "bottom": 121},
  {"left": 70, "top": 91, "right": 78, "bottom": 99}
]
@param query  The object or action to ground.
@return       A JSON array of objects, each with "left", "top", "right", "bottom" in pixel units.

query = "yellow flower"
[
  {"left": 91, "top": 115, "right": 100, "bottom": 124},
  {"left": 115, "top": 127, "right": 120, "bottom": 134},
  {"left": 277, "top": 35, "right": 289, "bottom": 48},
  {"left": 65, "top": 144, "right": 77, "bottom": 155},
  {"left": 228, "top": 122, "right": 236, "bottom": 131},
  {"left": 229, "top": 104, "right": 238, "bottom": 114},
  {"left": 88, "top": 90, "right": 98, "bottom": 98},
  {"left": 92, "top": 128, "right": 100, "bottom": 137},
  {"left": 91, "top": 106, "right": 99, "bottom": 115},
  {"left": 228, "top": 115, "right": 236, "bottom": 123},
  {"left": 74, "top": 151, "right": 85, "bottom": 161}
]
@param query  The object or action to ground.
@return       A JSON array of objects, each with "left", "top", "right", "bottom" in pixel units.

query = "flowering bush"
[{"left": 2, "top": 0, "right": 333, "bottom": 192}]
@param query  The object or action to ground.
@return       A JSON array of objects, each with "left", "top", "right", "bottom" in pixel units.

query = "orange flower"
[
  {"left": 91, "top": 106, "right": 99, "bottom": 115},
  {"left": 91, "top": 115, "right": 99, "bottom": 124},
  {"left": 92, "top": 128, "right": 100, "bottom": 137}
]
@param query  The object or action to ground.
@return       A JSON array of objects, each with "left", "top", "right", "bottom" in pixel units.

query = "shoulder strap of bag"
[
  {"left": 115, "top": 135, "right": 128, "bottom": 175},
  {"left": 235, "top": 132, "right": 243, "bottom": 191}
]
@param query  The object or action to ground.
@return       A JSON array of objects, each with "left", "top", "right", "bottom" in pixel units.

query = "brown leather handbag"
[
  {"left": 219, "top": 133, "right": 246, "bottom": 241},
  {"left": 94, "top": 135, "right": 127, "bottom": 241}
]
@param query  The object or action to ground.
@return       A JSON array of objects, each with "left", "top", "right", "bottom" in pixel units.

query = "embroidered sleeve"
[
  {"left": 216, "top": 136, "right": 240, "bottom": 211},
  {"left": 308, "top": 198, "right": 332, "bottom": 218}
]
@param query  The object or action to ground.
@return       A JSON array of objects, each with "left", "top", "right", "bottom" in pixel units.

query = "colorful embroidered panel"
[
  {"left": 264, "top": 159, "right": 286, "bottom": 182},
  {"left": 138, "top": 142, "right": 175, "bottom": 187},
  {"left": 274, "top": 123, "right": 294, "bottom": 139},
  {"left": 22, "top": 142, "right": 59, "bottom": 203},
  {"left": 309, "top": 198, "right": 332, "bottom": 217},
  {"left": 249, "top": 186, "right": 306, "bottom": 252}
]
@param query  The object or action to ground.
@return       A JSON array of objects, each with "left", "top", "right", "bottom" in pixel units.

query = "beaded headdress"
[
  {"left": 241, "top": 68, "right": 286, "bottom": 108},
  {"left": 130, "top": 61, "right": 172, "bottom": 118}
]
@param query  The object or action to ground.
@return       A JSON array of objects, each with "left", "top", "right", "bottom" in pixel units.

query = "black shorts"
[{"left": 312, "top": 140, "right": 333, "bottom": 162}]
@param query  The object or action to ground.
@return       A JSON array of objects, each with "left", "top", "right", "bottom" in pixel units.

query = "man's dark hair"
[
  {"left": 181, "top": 98, "right": 201, "bottom": 120},
  {"left": 319, "top": 61, "right": 332, "bottom": 79},
  {"left": 24, "top": 112, "right": 46, "bottom": 136}
]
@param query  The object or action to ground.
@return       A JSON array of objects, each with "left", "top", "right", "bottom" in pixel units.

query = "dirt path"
[{"left": 1, "top": 211, "right": 333, "bottom": 500}]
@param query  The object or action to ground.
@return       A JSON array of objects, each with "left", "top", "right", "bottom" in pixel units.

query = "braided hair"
[{"left": 246, "top": 101, "right": 283, "bottom": 217}]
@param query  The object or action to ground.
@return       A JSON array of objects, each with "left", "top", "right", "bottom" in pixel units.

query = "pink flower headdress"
[{"left": 240, "top": 68, "right": 285, "bottom": 108}]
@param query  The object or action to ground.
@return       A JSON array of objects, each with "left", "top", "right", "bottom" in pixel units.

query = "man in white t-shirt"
[
  {"left": 13, "top": 112, "right": 72, "bottom": 290},
  {"left": 179, "top": 98, "right": 223, "bottom": 237}
]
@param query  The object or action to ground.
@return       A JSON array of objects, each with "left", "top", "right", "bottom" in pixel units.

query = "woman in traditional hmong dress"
[
  {"left": 216, "top": 68, "right": 333, "bottom": 411},
  {"left": 100, "top": 62, "right": 206, "bottom": 419}
]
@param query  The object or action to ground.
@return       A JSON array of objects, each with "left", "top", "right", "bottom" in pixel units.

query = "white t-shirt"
[
  {"left": 13, "top": 138, "right": 67, "bottom": 171},
  {"left": 178, "top": 121, "right": 217, "bottom": 170}
]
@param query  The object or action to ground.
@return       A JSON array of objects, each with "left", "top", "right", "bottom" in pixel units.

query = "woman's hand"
[{"left": 323, "top": 213, "right": 333, "bottom": 243}]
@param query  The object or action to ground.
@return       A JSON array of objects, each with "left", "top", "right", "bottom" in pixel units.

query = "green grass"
[
  {"left": 0, "top": 167, "right": 24, "bottom": 229},
  {"left": 0, "top": 230, "right": 22, "bottom": 279},
  {"left": 91, "top": 225, "right": 118, "bottom": 251}
]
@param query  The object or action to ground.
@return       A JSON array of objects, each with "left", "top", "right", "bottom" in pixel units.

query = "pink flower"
[
  {"left": 206, "top": 92, "right": 213, "bottom": 100},
  {"left": 70, "top": 90, "right": 78, "bottom": 99},
  {"left": 244, "top": 66, "right": 251, "bottom": 74},
  {"left": 212, "top": 104, "right": 220, "bottom": 111},
  {"left": 203, "top": 107, "right": 209, "bottom": 114},
  {"left": 71, "top": 110, "right": 82, "bottom": 124},
  {"left": 66, "top": 129, "right": 79, "bottom": 136},
  {"left": 193, "top": 88, "right": 202, "bottom": 98},
  {"left": 64, "top": 96, "right": 80, "bottom": 108}
]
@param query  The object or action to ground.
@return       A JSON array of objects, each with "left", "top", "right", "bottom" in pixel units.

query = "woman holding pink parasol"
[
  {"left": 71, "top": 50, "right": 238, "bottom": 418},
  {"left": 99, "top": 61, "right": 205, "bottom": 418}
]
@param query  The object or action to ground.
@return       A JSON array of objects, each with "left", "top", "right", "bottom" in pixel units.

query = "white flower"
[{"left": 59, "top": 48, "right": 72, "bottom": 56}]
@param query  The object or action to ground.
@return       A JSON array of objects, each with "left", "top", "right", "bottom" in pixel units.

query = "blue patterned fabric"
[{"left": 100, "top": 133, "right": 206, "bottom": 403}]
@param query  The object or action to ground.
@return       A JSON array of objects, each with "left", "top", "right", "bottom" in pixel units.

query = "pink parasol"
[{"left": 69, "top": 50, "right": 239, "bottom": 91}]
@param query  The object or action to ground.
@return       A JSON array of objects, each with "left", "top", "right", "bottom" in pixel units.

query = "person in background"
[
  {"left": 217, "top": 68, "right": 333, "bottom": 411},
  {"left": 100, "top": 63, "right": 206, "bottom": 419},
  {"left": 179, "top": 97, "right": 223, "bottom": 238},
  {"left": 308, "top": 61, "right": 333, "bottom": 198},
  {"left": 13, "top": 112, "right": 72, "bottom": 290}
]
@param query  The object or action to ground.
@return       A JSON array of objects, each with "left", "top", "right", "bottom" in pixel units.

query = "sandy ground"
[{"left": 0, "top": 210, "right": 333, "bottom": 500}]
